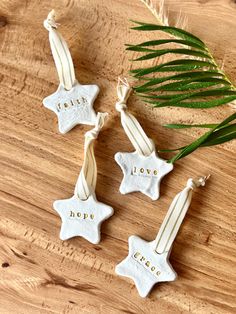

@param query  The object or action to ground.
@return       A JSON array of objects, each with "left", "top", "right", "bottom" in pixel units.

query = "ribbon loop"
[
  {"left": 115, "top": 77, "right": 155, "bottom": 156},
  {"left": 154, "top": 175, "right": 209, "bottom": 254},
  {"left": 44, "top": 10, "right": 76, "bottom": 90},
  {"left": 75, "top": 113, "right": 108, "bottom": 200}
]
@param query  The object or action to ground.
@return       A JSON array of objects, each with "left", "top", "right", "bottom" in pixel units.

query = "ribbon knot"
[
  {"left": 187, "top": 175, "right": 210, "bottom": 190},
  {"left": 115, "top": 77, "right": 131, "bottom": 113},
  {"left": 85, "top": 128, "right": 99, "bottom": 140},
  {"left": 115, "top": 101, "right": 127, "bottom": 112},
  {"left": 44, "top": 10, "right": 59, "bottom": 31},
  {"left": 186, "top": 179, "right": 197, "bottom": 190},
  {"left": 85, "top": 112, "right": 108, "bottom": 139}
]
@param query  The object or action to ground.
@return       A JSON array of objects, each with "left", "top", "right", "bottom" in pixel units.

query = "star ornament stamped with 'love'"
[
  {"left": 115, "top": 151, "right": 173, "bottom": 200},
  {"left": 43, "top": 81, "right": 99, "bottom": 134}
]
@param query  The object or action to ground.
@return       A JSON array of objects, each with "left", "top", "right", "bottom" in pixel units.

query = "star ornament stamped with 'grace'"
[
  {"left": 53, "top": 194, "right": 114, "bottom": 244},
  {"left": 115, "top": 151, "right": 173, "bottom": 200},
  {"left": 43, "top": 81, "right": 99, "bottom": 133},
  {"left": 115, "top": 235, "right": 177, "bottom": 298}
]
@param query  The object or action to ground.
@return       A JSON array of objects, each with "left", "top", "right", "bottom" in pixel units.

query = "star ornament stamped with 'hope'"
[
  {"left": 115, "top": 235, "right": 177, "bottom": 298},
  {"left": 115, "top": 151, "right": 173, "bottom": 200},
  {"left": 53, "top": 194, "right": 114, "bottom": 244},
  {"left": 43, "top": 81, "right": 99, "bottom": 133}
]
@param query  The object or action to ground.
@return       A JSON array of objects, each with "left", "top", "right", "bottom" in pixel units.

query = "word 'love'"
[
  {"left": 56, "top": 96, "right": 88, "bottom": 112},
  {"left": 133, "top": 251, "right": 161, "bottom": 278},
  {"left": 132, "top": 167, "right": 158, "bottom": 177},
  {"left": 69, "top": 210, "right": 94, "bottom": 220}
]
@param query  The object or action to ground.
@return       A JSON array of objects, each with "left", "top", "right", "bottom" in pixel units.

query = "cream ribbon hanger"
[
  {"left": 115, "top": 78, "right": 155, "bottom": 156},
  {"left": 44, "top": 10, "right": 76, "bottom": 90},
  {"left": 74, "top": 112, "right": 108, "bottom": 200},
  {"left": 154, "top": 175, "right": 210, "bottom": 254}
]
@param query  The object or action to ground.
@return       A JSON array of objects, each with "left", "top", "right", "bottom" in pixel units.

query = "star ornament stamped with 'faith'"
[
  {"left": 115, "top": 236, "right": 176, "bottom": 298},
  {"left": 43, "top": 81, "right": 99, "bottom": 133},
  {"left": 115, "top": 151, "right": 173, "bottom": 200},
  {"left": 53, "top": 194, "right": 114, "bottom": 244}
]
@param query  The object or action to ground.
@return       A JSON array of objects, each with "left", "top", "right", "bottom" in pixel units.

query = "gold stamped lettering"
[
  {"left": 134, "top": 252, "right": 161, "bottom": 277},
  {"left": 69, "top": 211, "right": 94, "bottom": 220},
  {"left": 140, "top": 256, "right": 145, "bottom": 262},
  {"left": 145, "top": 261, "right": 150, "bottom": 267},
  {"left": 82, "top": 97, "right": 87, "bottom": 103},
  {"left": 132, "top": 166, "right": 159, "bottom": 177},
  {"left": 56, "top": 97, "right": 89, "bottom": 112}
]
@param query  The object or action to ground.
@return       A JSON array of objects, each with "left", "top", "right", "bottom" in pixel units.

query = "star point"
[
  {"left": 115, "top": 235, "right": 177, "bottom": 298},
  {"left": 43, "top": 81, "right": 99, "bottom": 133},
  {"left": 53, "top": 194, "right": 113, "bottom": 244},
  {"left": 115, "top": 151, "right": 173, "bottom": 200}
]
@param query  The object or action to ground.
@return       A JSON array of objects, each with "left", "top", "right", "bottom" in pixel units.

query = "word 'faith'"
[{"left": 56, "top": 96, "right": 88, "bottom": 112}]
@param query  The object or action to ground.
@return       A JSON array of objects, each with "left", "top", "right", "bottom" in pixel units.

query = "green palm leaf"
[
  {"left": 126, "top": 38, "right": 205, "bottom": 50},
  {"left": 163, "top": 123, "right": 220, "bottom": 129},
  {"left": 130, "top": 59, "right": 217, "bottom": 76},
  {"left": 131, "top": 21, "right": 205, "bottom": 47},
  {"left": 134, "top": 71, "right": 225, "bottom": 91},
  {"left": 150, "top": 91, "right": 236, "bottom": 108},
  {"left": 128, "top": 21, "right": 235, "bottom": 107},
  {"left": 201, "top": 124, "right": 236, "bottom": 146},
  {"left": 133, "top": 48, "right": 211, "bottom": 61},
  {"left": 167, "top": 114, "right": 236, "bottom": 163},
  {"left": 128, "top": 18, "right": 236, "bottom": 162}
]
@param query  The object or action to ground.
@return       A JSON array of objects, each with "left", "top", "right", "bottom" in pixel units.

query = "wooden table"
[{"left": 0, "top": 0, "right": 235, "bottom": 313}]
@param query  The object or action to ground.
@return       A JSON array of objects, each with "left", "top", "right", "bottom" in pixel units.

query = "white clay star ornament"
[
  {"left": 43, "top": 81, "right": 99, "bottom": 133},
  {"left": 53, "top": 113, "right": 113, "bottom": 244},
  {"left": 116, "top": 236, "right": 176, "bottom": 297},
  {"left": 43, "top": 10, "right": 99, "bottom": 133},
  {"left": 54, "top": 194, "right": 113, "bottom": 244},
  {"left": 114, "top": 78, "right": 173, "bottom": 200},
  {"left": 116, "top": 176, "right": 209, "bottom": 297},
  {"left": 115, "top": 151, "right": 173, "bottom": 200}
]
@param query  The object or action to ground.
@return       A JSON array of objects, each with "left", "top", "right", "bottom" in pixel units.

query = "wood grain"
[{"left": 0, "top": 0, "right": 235, "bottom": 313}]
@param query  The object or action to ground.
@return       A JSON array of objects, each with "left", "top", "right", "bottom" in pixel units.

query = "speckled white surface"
[
  {"left": 115, "top": 151, "right": 173, "bottom": 200},
  {"left": 115, "top": 235, "right": 177, "bottom": 298},
  {"left": 53, "top": 194, "right": 113, "bottom": 244},
  {"left": 43, "top": 81, "right": 99, "bottom": 133}
]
